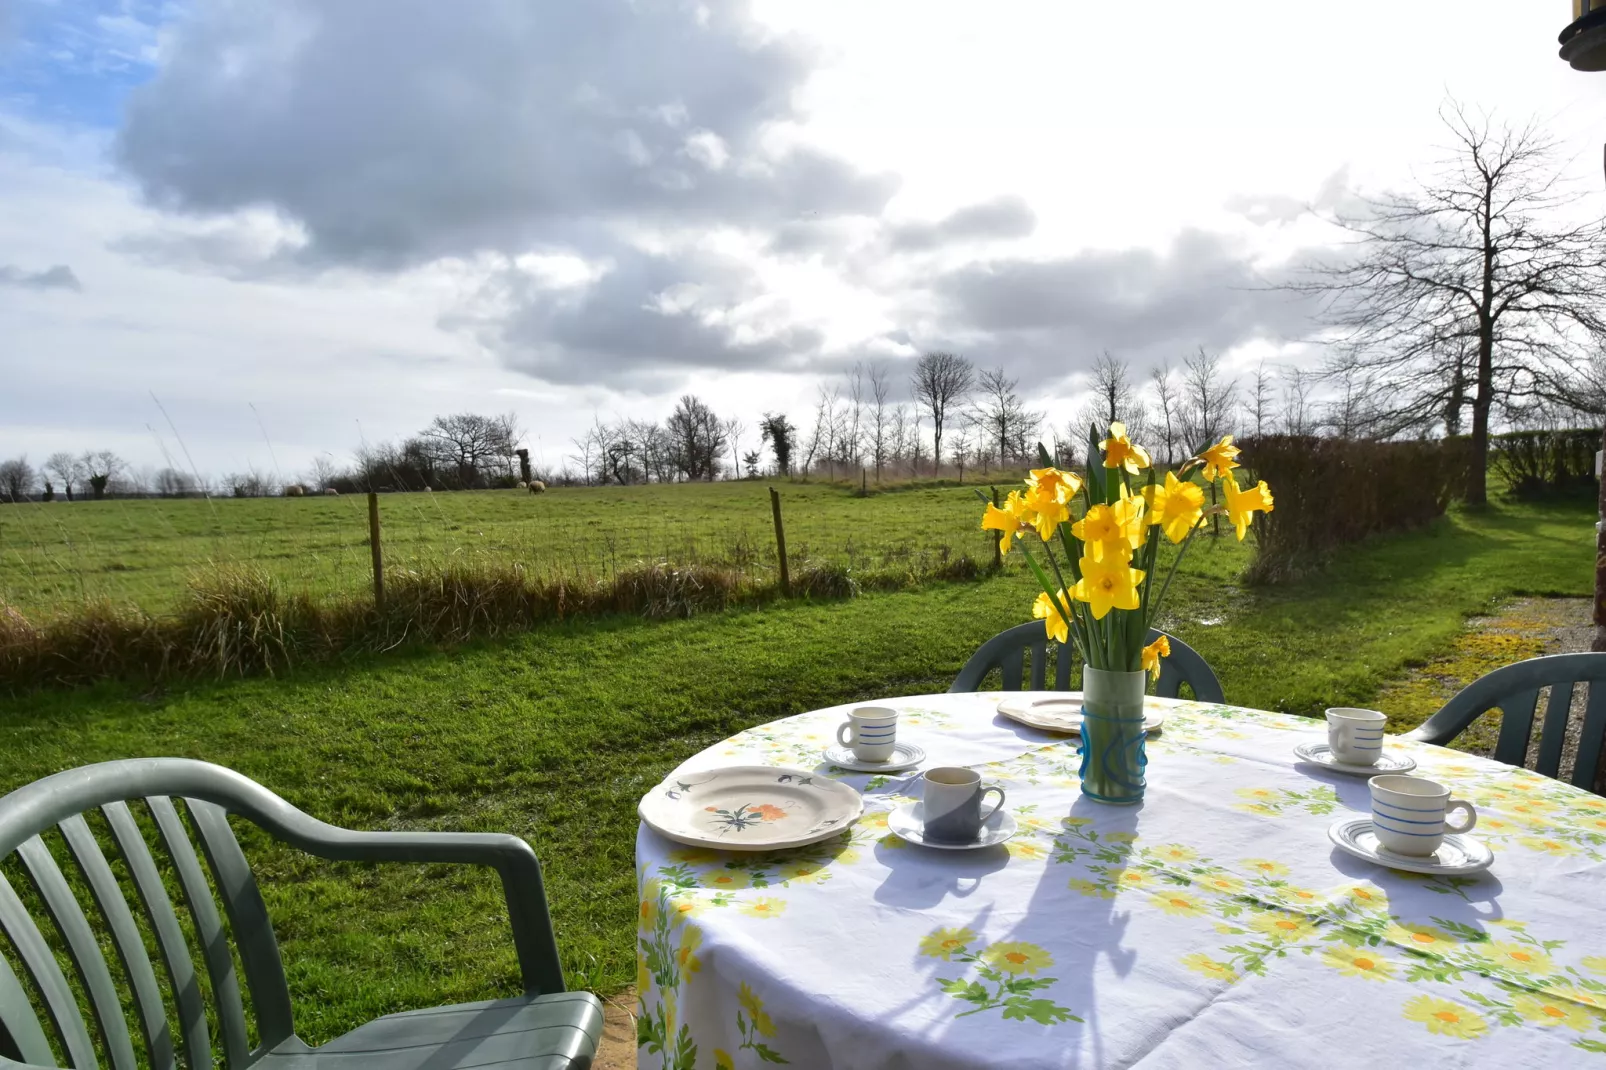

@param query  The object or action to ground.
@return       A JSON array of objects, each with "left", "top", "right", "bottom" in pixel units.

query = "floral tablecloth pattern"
[{"left": 635, "top": 692, "right": 1606, "bottom": 1069}]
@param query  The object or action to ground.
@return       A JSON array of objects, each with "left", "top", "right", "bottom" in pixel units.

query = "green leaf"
[
  {"left": 1002, "top": 997, "right": 1081, "bottom": 1025},
  {"left": 1574, "top": 1038, "right": 1606, "bottom": 1054},
  {"left": 754, "top": 1042, "right": 791, "bottom": 1064}
]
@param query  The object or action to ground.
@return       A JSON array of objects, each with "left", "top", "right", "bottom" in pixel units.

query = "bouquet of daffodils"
[{"left": 981, "top": 424, "right": 1273, "bottom": 676}]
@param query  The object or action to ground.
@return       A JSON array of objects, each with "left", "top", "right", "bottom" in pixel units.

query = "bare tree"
[
  {"left": 867, "top": 362, "right": 892, "bottom": 482},
  {"left": 419, "top": 412, "right": 519, "bottom": 488},
  {"left": 975, "top": 367, "right": 1041, "bottom": 468},
  {"left": 1244, "top": 362, "right": 1276, "bottom": 439},
  {"left": 44, "top": 452, "right": 83, "bottom": 501},
  {"left": 724, "top": 417, "right": 745, "bottom": 480},
  {"left": 910, "top": 351, "right": 974, "bottom": 475},
  {"left": 1280, "top": 365, "right": 1318, "bottom": 435},
  {"left": 801, "top": 384, "right": 842, "bottom": 478},
  {"left": 0, "top": 457, "right": 35, "bottom": 502},
  {"left": 1289, "top": 102, "right": 1606, "bottom": 503},
  {"left": 155, "top": 467, "right": 195, "bottom": 497},
  {"left": 1179, "top": 347, "right": 1239, "bottom": 452},
  {"left": 949, "top": 426, "right": 974, "bottom": 483},
  {"left": 1077, "top": 352, "right": 1148, "bottom": 441},
  {"left": 307, "top": 454, "right": 339, "bottom": 493},
  {"left": 1149, "top": 362, "right": 1182, "bottom": 465},
  {"left": 665, "top": 395, "right": 727, "bottom": 481},
  {"left": 81, "top": 450, "right": 124, "bottom": 500}
]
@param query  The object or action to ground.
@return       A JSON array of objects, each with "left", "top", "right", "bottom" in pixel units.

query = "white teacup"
[
  {"left": 1326, "top": 707, "right": 1386, "bottom": 765},
  {"left": 921, "top": 767, "right": 1006, "bottom": 844},
  {"left": 1369, "top": 774, "right": 1477, "bottom": 857},
  {"left": 836, "top": 706, "right": 898, "bottom": 762}
]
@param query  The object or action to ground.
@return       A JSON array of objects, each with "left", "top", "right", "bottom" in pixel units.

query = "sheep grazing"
[
  {"left": 517, "top": 481, "right": 528, "bottom": 490},
  {"left": 324, "top": 488, "right": 340, "bottom": 496},
  {"left": 424, "top": 486, "right": 434, "bottom": 493},
  {"left": 528, "top": 480, "right": 547, "bottom": 494},
  {"left": 285, "top": 485, "right": 305, "bottom": 498}
]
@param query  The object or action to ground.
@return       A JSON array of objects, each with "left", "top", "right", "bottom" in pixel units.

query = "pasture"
[
  {"left": 0, "top": 480, "right": 999, "bottom": 617},
  {"left": 0, "top": 490, "right": 1591, "bottom": 1045}
]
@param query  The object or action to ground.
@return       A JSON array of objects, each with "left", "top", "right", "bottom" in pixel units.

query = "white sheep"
[
  {"left": 517, "top": 481, "right": 528, "bottom": 490},
  {"left": 424, "top": 486, "right": 434, "bottom": 493},
  {"left": 324, "top": 488, "right": 339, "bottom": 496},
  {"left": 528, "top": 480, "right": 546, "bottom": 494},
  {"left": 285, "top": 485, "right": 305, "bottom": 497}
]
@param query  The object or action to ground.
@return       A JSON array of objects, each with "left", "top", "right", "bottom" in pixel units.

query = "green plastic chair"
[
  {"left": 948, "top": 620, "right": 1226, "bottom": 703},
  {"left": 1402, "top": 652, "right": 1606, "bottom": 792},
  {"left": 0, "top": 759, "right": 601, "bottom": 1069}
]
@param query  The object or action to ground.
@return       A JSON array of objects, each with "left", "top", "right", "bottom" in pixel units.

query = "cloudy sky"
[{"left": 3, "top": 0, "right": 1605, "bottom": 479}]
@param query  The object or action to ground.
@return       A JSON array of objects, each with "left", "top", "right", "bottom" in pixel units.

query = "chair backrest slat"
[
  {"left": 57, "top": 816, "right": 176, "bottom": 1070},
  {"left": 1000, "top": 649, "right": 1024, "bottom": 690},
  {"left": 147, "top": 798, "right": 250, "bottom": 1067},
  {"left": 16, "top": 836, "right": 138, "bottom": 1070},
  {"left": 1492, "top": 688, "right": 1542, "bottom": 768},
  {"left": 1027, "top": 641, "right": 1047, "bottom": 690},
  {"left": 0, "top": 869, "right": 97, "bottom": 1069},
  {"left": 1577, "top": 685, "right": 1606, "bottom": 791},
  {"left": 185, "top": 800, "right": 293, "bottom": 1051},
  {"left": 0, "top": 943, "right": 55, "bottom": 1066},
  {"left": 1536, "top": 682, "right": 1576, "bottom": 780},
  {"left": 102, "top": 802, "right": 211, "bottom": 1069}
]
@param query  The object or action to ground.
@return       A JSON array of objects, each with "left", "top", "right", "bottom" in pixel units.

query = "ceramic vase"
[{"left": 1079, "top": 666, "right": 1148, "bottom": 804}]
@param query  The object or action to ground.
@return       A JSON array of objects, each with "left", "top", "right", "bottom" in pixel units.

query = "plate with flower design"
[
  {"left": 996, "top": 692, "right": 1166, "bottom": 735},
  {"left": 639, "top": 765, "right": 864, "bottom": 851}
]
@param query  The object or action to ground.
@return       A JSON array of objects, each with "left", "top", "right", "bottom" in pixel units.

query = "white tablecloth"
[{"left": 634, "top": 693, "right": 1606, "bottom": 1068}]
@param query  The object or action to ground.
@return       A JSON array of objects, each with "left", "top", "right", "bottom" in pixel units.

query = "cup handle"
[
  {"left": 1445, "top": 798, "right": 1477, "bottom": 835},
  {"left": 836, "top": 722, "right": 854, "bottom": 748},
  {"left": 978, "top": 786, "right": 1006, "bottom": 824}
]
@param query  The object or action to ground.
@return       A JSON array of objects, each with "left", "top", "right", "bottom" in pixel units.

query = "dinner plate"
[
  {"left": 886, "top": 801, "right": 1017, "bottom": 851},
  {"left": 639, "top": 766, "right": 863, "bottom": 851},
  {"left": 1326, "top": 816, "right": 1493, "bottom": 876},
  {"left": 823, "top": 741, "right": 926, "bottom": 773},
  {"left": 1294, "top": 741, "right": 1416, "bottom": 776},
  {"left": 996, "top": 692, "right": 1166, "bottom": 735}
]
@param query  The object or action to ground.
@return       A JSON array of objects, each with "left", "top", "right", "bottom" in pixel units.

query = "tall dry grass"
[{"left": 1, "top": 548, "right": 984, "bottom": 694}]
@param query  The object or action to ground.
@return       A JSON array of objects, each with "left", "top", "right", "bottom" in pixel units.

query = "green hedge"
[
  {"left": 1240, "top": 435, "right": 1468, "bottom": 584},
  {"left": 1490, "top": 427, "right": 1600, "bottom": 498}
]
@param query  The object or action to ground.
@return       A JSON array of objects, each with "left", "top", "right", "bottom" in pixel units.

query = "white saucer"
[
  {"left": 1327, "top": 816, "right": 1493, "bottom": 876},
  {"left": 824, "top": 742, "right": 926, "bottom": 773},
  {"left": 996, "top": 692, "right": 1166, "bottom": 735},
  {"left": 1294, "top": 741, "right": 1416, "bottom": 776},
  {"left": 886, "top": 801, "right": 1017, "bottom": 850}
]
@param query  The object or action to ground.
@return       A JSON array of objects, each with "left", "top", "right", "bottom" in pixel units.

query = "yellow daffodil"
[
  {"left": 1071, "top": 497, "right": 1146, "bottom": 561},
  {"left": 1142, "top": 471, "right": 1206, "bottom": 544},
  {"left": 1020, "top": 483, "right": 1071, "bottom": 540},
  {"left": 1033, "top": 590, "right": 1072, "bottom": 644},
  {"left": 1196, "top": 435, "right": 1241, "bottom": 481},
  {"left": 980, "top": 492, "right": 1029, "bottom": 554},
  {"left": 1100, "top": 421, "right": 1152, "bottom": 474},
  {"left": 1027, "top": 466, "right": 1083, "bottom": 504},
  {"left": 1140, "top": 635, "right": 1170, "bottom": 680},
  {"left": 1070, "top": 555, "right": 1143, "bottom": 619},
  {"left": 1221, "top": 475, "right": 1274, "bottom": 541}
]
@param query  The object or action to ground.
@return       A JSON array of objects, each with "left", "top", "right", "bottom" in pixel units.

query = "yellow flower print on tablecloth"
[
  {"left": 1181, "top": 953, "right": 1238, "bottom": 983},
  {"left": 734, "top": 981, "right": 787, "bottom": 1063},
  {"left": 1068, "top": 878, "right": 1116, "bottom": 899},
  {"left": 713, "top": 1049, "right": 735, "bottom": 1070},
  {"left": 705, "top": 869, "right": 752, "bottom": 892},
  {"left": 1110, "top": 867, "right": 1151, "bottom": 890},
  {"left": 675, "top": 925, "right": 704, "bottom": 977},
  {"left": 1245, "top": 910, "right": 1317, "bottom": 943},
  {"left": 1385, "top": 921, "right": 1458, "bottom": 953},
  {"left": 1519, "top": 836, "right": 1576, "bottom": 857},
  {"left": 983, "top": 942, "right": 1055, "bottom": 976},
  {"left": 740, "top": 897, "right": 787, "bottom": 920},
  {"left": 1151, "top": 891, "right": 1208, "bottom": 918},
  {"left": 1582, "top": 956, "right": 1606, "bottom": 975},
  {"left": 1343, "top": 884, "right": 1387, "bottom": 912},
  {"left": 668, "top": 847, "right": 721, "bottom": 865},
  {"left": 1006, "top": 839, "right": 1049, "bottom": 861},
  {"left": 738, "top": 983, "right": 776, "bottom": 1037},
  {"left": 1198, "top": 872, "right": 1245, "bottom": 895},
  {"left": 1512, "top": 993, "right": 1596, "bottom": 1031},
  {"left": 1235, "top": 787, "right": 1277, "bottom": 804},
  {"left": 1149, "top": 843, "right": 1198, "bottom": 864},
  {"left": 1321, "top": 945, "right": 1395, "bottom": 982},
  {"left": 777, "top": 860, "right": 827, "bottom": 884},
  {"left": 1403, "top": 995, "right": 1488, "bottom": 1040},
  {"left": 1243, "top": 858, "right": 1290, "bottom": 879},
  {"left": 920, "top": 927, "right": 978, "bottom": 960},
  {"left": 1475, "top": 940, "right": 1553, "bottom": 975}
]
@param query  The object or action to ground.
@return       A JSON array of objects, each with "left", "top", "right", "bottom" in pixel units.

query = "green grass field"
[
  {"left": 0, "top": 491, "right": 1592, "bottom": 1046},
  {"left": 0, "top": 480, "right": 998, "bottom": 616}
]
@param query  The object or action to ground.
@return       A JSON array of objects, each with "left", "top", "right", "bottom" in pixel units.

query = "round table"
[{"left": 634, "top": 692, "right": 1606, "bottom": 1068}]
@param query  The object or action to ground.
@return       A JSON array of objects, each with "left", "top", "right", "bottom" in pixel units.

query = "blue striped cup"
[
  {"left": 1326, "top": 707, "right": 1387, "bottom": 765},
  {"left": 1369, "top": 774, "right": 1477, "bottom": 857},
  {"left": 837, "top": 706, "right": 898, "bottom": 762}
]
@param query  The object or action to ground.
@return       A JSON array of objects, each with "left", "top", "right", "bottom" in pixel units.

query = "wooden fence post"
[
  {"left": 769, "top": 487, "right": 791, "bottom": 597},
  {"left": 368, "top": 491, "right": 385, "bottom": 610}
]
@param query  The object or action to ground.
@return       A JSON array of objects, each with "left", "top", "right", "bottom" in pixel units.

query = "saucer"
[
  {"left": 996, "top": 693, "right": 1166, "bottom": 735},
  {"left": 1294, "top": 741, "right": 1416, "bottom": 776},
  {"left": 886, "top": 801, "right": 1017, "bottom": 850},
  {"left": 1327, "top": 816, "right": 1493, "bottom": 876},
  {"left": 824, "top": 742, "right": 926, "bottom": 773}
]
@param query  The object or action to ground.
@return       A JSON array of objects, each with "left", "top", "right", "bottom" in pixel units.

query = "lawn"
[
  {"left": 0, "top": 479, "right": 1001, "bottom": 616},
  {"left": 0, "top": 493, "right": 1592, "bottom": 1047}
]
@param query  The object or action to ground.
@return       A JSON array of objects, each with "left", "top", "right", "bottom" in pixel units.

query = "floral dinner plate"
[
  {"left": 639, "top": 765, "right": 863, "bottom": 852},
  {"left": 996, "top": 692, "right": 1166, "bottom": 735}
]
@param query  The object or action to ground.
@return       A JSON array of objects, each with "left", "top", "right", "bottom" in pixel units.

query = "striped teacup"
[
  {"left": 837, "top": 707, "right": 898, "bottom": 763},
  {"left": 1369, "top": 774, "right": 1477, "bottom": 857},
  {"left": 1326, "top": 707, "right": 1386, "bottom": 765}
]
